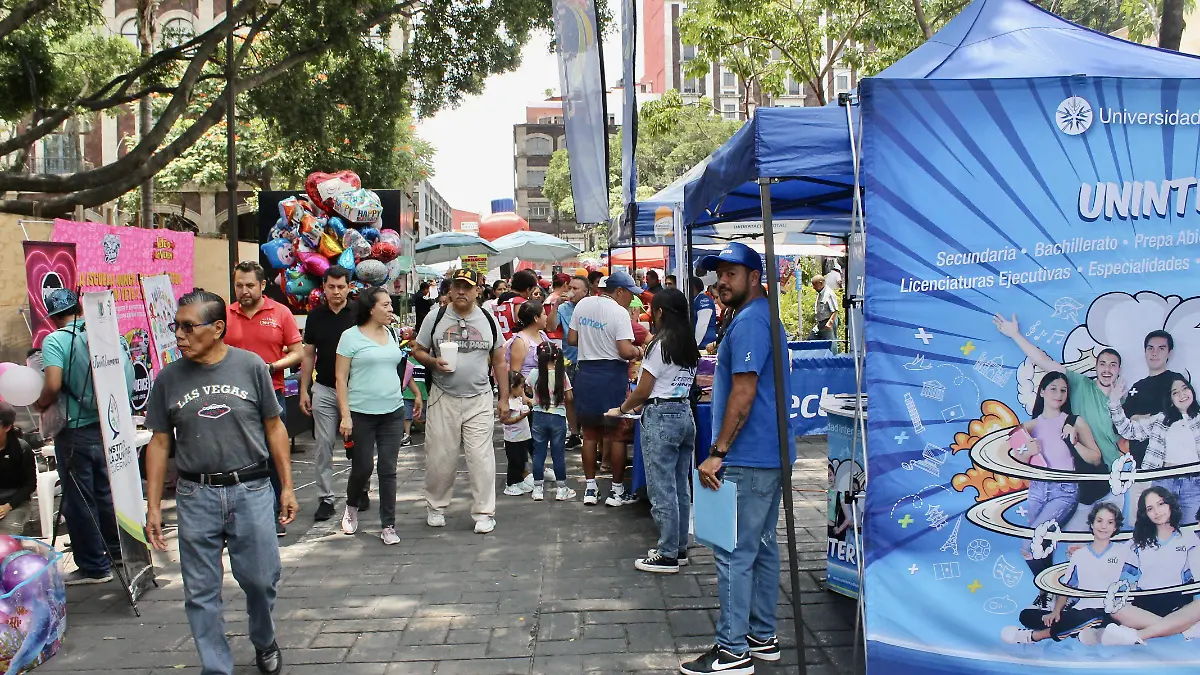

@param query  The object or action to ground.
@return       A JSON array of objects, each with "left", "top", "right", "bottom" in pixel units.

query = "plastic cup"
[{"left": 439, "top": 342, "right": 459, "bottom": 372}]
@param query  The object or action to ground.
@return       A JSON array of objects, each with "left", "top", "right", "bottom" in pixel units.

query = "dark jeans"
[
  {"left": 346, "top": 409, "right": 404, "bottom": 528},
  {"left": 54, "top": 425, "right": 120, "bottom": 574},
  {"left": 267, "top": 391, "right": 287, "bottom": 516},
  {"left": 505, "top": 439, "right": 533, "bottom": 486}
]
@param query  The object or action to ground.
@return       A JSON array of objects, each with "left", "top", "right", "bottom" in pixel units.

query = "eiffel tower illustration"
[{"left": 940, "top": 516, "right": 962, "bottom": 555}]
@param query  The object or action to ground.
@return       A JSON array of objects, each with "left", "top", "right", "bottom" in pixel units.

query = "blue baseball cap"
[
  {"left": 602, "top": 270, "right": 641, "bottom": 294},
  {"left": 698, "top": 242, "right": 762, "bottom": 274},
  {"left": 44, "top": 288, "right": 79, "bottom": 317}
]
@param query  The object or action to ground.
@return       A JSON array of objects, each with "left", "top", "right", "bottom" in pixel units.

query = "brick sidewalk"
[{"left": 40, "top": 429, "right": 862, "bottom": 675}]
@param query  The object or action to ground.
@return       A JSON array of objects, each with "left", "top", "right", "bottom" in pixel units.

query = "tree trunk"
[
  {"left": 912, "top": 0, "right": 934, "bottom": 40},
  {"left": 138, "top": 0, "right": 158, "bottom": 228},
  {"left": 1160, "top": 0, "right": 1186, "bottom": 51}
]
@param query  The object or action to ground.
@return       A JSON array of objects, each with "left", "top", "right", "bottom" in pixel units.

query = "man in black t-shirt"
[
  {"left": 1122, "top": 330, "right": 1183, "bottom": 466},
  {"left": 299, "top": 266, "right": 357, "bottom": 521}
]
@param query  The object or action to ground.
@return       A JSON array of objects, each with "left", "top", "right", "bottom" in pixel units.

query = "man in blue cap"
[
  {"left": 34, "top": 288, "right": 135, "bottom": 585},
  {"left": 682, "top": 242, "right": 792, "bottom": 675}
]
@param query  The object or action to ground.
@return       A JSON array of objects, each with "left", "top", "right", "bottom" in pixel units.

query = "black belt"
[
  {"left": 646, "top": 397, "right": 687, "bottom": 405},
  {"left": 178, "top": 461, "right": 271, "bottom": 487}
]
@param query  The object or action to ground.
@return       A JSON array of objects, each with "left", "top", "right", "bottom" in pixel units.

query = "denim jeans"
[
  {"left": 1154, "top": 476, "right": 1200, "bottom": 525},
  {"left": 54, "top": 425, "right": 120, "bottom": 574},
  {"left": 1023, "top": 480, "right": 1078, "bottom": 557},
  {"left": 347, "top": 409, "right": 404, "bottom": 528},
  {"left": 176, "top": 477, "right": 281, "bottom": 675},
  {"left": 641, "top": 402, "right": 695, "bottom": 558},
  {"left": 266, "top": 391, "right": 287, "bottom": 516},
  {"left": 531, "top": 411, "right": 567, "bottom": 482},
  {"left": 714, "top": 466, "right": 782, "bottom": 654}
]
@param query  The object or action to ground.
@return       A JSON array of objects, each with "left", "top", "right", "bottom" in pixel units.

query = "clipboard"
[{"left": 693, "top": 470, "right": 737, "bottom": 552}]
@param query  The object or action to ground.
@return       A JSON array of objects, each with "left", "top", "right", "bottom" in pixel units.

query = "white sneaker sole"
[
  {"left": 634, "top": 561, "right": 679, "bottom": 574},
  {"left": 749, "top": 648, "right": 780, "bottom": 661}
]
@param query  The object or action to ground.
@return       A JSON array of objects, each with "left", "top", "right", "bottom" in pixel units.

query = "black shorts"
[
  {"left": 1018, "top": 606, "right": 1106, "bottom": 640},
  {"left": 1133, "top": 591, "right": 1193, "bottom": 617}
]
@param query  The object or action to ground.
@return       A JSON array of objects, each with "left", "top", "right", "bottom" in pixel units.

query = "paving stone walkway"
[{"left": 42, "top": 427, "right": 862, "bottom": 675}]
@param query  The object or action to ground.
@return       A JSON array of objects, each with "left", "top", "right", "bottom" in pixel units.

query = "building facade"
[
  {"left": 640, "top": 0, "right": 858, "bottom": 117},
  {"left": 416, "top": 180, "right": 452, "bottom": 240}
]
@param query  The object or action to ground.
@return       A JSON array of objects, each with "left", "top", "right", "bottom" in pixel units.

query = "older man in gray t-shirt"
[
  {"left": 143, "top": 290, "right": 295, "bottom": 675},
  {"left": 413, "top": 269, "right": 510, "bottom": 534}
]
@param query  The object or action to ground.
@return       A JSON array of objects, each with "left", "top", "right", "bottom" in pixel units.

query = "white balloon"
[{"left": 0, "top": 366, "right": 44, "bottom": 406}]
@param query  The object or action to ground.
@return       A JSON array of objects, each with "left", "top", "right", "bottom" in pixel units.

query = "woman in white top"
[{"left": 608, "top": 289, "right": 699, "bottom": 574}]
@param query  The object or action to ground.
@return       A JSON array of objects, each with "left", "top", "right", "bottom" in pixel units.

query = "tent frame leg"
[{"left": 759, "top": 178, "right": 807, "bottom": 675}]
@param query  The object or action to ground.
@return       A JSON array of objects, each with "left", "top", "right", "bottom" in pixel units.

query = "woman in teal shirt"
[{"left": 336, "top": 287, "right": 407, "bottom": 546}]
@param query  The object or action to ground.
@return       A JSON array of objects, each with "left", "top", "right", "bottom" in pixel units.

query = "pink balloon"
[
  {"left": 0, "top": 535, "right": 20, "bottom": 561},
  {"left": 0, "top": 363, "right": 14, "bottom": 380}
]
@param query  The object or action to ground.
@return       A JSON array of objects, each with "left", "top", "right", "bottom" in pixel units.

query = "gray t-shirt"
[
  {"left": 416, "top": 304, "right": 502, "bottom": 398},
  {"left": 145, "top": 347, "right": 283, "bottom": 474}
]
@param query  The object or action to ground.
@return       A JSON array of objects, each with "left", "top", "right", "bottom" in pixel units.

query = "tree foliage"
[{"left": 0, "top": 0, "right": 557, "bottom": 215}]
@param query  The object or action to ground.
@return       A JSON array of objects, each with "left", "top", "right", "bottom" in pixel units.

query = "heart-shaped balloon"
[
  {"left": 305, "top": 170, "right": 362, "bottom": 211},
  {"left": 260, "top": 238, "right": 296, "bottom": 269},
  {"left": 318, "top": 231, "right": 345, "bottom": 258},
  {"left": 337, "top": 248, "right": 357, "bottom": 276},
  {"left": 330, "top": 188, "right": 383, "bottom": 224},
  {"left": 326, "top": 216, "right": 348, "bottom": 238},
  {"left": 379, "top": 229, "right": 402, "bottom": 248},
  {"left": 358, "top": 226, "right": 381, "bottom": 243},
  {"left": 371, "top": 241, "right": 398, "bottom": 263},
  {"left": 355, "top": 259, "right": 389, "bottom": 286}
]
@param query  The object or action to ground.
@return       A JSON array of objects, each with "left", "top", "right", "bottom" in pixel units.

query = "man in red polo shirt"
[{"left": 225, "top": 261, "right": 303, "bottom": 536}]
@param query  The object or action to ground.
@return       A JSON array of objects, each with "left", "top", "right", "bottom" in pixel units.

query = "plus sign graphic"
[
  {"left": 914, "top": 328, "right": 933, "bottom": 344},
  {"left": 961, "top": 341, "right": 977, "bottom": 356},
  {"left": 898, "top": 514, "right": 914, "bottom": 528},
  {"left": 967, "top": 579, "right": 983, "bottom": 593},
  {"left": 1015, "top": 506, "right": 1028, "bottom": 517},
  {"left": 1128, "top": 387, "right": 1138, "bottom": 397},
  {"left": 894, "top": 431, "right": 909, "bottom": 444},
  {"left": 909, "top": 565, "right": 919, "bottom": 575}
]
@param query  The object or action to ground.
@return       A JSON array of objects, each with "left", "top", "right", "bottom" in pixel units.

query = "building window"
[
  {"left": 526, "top": 136, "right": 552, "bottom": 155},
  {"left": 526, "top": 170, "right": 546, "bottom": 187},
  {"left": 160, "top": 17, "right": 194, "bottom": 48},
  {"left": 40, "top": 133, "right": 80, "bottom": 174},
  {"left": 120, "top": 18, "right": 139, "bottom": 47},
  {"left": 682, "top": 44, "right": 696, "bottom": 61},
  {"left": 722, "top": 71, "right": 736, "bottom": 89},
  {"left": 721, "top": 102, "right": 737, "bottom": 119},
  {"left": 682, "top": 77, "right": 698, "bottom": 94},
  {"left": 530, "top": 204, "right": 551, "bottom": 218},
  {"left": 836, "top": 74, "right": 851, "bottom": 92},
  {"left": 788, "top": 77, "right": 801, "bottom": 97}
]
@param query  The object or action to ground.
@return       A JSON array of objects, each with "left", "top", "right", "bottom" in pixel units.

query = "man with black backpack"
[
  {"left": 413, "top": 269, "right": 510, "bottom": 534},
  {"left": 34, "top": 288, "right": 135, "bottom": 585}
]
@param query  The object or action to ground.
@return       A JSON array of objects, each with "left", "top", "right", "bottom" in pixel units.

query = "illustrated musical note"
[
  {"left": 1025, "top": 320, "right": 1042, "bottom": 337},
  {"left": 1049, "top": 330, "right": 1066, "bottom": 345}
]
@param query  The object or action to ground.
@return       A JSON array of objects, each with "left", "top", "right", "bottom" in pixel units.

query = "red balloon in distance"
[
  {"left": 478, "top": 212, "right": 528, "bottom": 242},
  {"left": 305, "top": 170, "right": 362, "bottom": 212}
]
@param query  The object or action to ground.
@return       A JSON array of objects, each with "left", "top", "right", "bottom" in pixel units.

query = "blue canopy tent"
[{"left": 674, "top": 1, "right": 1200, "bottom": 670}]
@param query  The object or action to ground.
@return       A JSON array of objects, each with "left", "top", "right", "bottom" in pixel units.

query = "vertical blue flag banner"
[
  {"left": 553, "top": 0, "right": 609, "bottom": 225},
  {"left": 862, "top": 77, "right": 1200, "bottom": 674},
  {"left": 620, "top": 0, "right": 638, "bottom": 210}
]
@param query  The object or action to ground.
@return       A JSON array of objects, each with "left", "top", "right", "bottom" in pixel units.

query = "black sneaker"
[
  {"left": 747, "top": 635, "right": 780, "bottom": 661},
  {"left": 680, "top": 645, "right": 754, "bottom": 675},
  {"left": 635, "top": 551, "right": 679, "bottom": 574},
  {"left": 566, "top": 434, "right": 582, "bottom": 448},
  {"left": 63, "top": 569, "right": 113, "bottom": 586},
  {"left": 314, "top": 501, "right": 336, "bottom": 521},
  {"left": 255, "top": 641, "right": 282, "bottom": 675},
  {"left": 276, "top": 521, "right": 286, "bottom": 537}
]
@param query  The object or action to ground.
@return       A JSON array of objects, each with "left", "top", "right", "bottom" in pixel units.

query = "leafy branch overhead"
[{"left": 0, "top": 0, "right": 557, "bottom": 215}]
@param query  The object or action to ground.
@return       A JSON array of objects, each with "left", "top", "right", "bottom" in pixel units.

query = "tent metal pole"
[{"left": 759, "top": 177, "right": 807, "bottom": 674}]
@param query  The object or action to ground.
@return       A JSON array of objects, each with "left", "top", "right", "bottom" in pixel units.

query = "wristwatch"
[
  {"left": 708, "top": 444, "right": 727, "bottom": 459},
  {"left": 267, "top": 363, "right": 276, "bottom": 375}
]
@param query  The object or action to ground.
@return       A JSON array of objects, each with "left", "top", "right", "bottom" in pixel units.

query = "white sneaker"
[
  {"left": 522, "top": 474, "right": 536, "bottom": 489},
  {"left": 605, "top": 490, "right": 627, "bottom": 507},
  {"left": 341, "top": 506, "right": 359, "bottom": 535},
  {"left": 474, "top": 517, "right": 496, "bottom": 534},
  {"left": 531, "top": 485, "right": 545, "bottom": 501},
  {"left": 1101, "top": 624, "right": 1142, "bottom": 646},
  {"left": 547, "top": 467, "right": 558, "bottom": 482},
  {"left": 380, "top": 527, "right": 400, "bottom": 545},
  {"left": 503, "top": 484, "right": 529, "bottom": 496},
  {"left": 426, "top": 510, "right": 446, "bottom": 528},
  {"left": 556, "top": 486, "right": 576, "bottom": 501},
  {"left": 583, "top": 487, "right": 599, "bottom": 505},
  {"left": 1077, "top": 627, "right": 1102, "bottom": 646},
  {"left": 1001, "top": 626, "right": 1034, "bottom": 644}
]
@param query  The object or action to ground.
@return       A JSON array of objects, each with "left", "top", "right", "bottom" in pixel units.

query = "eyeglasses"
[{"left": 169, "top": 320, "right": 216, "bottom": 334}]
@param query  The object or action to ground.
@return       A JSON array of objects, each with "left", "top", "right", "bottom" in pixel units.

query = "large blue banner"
[
  {"left": 863, "top": 77, "right": 1200, "bottom": 674},
  {"left": 552, "top": 0, "right": 609, "bottom": 224},
  {"left": 788, "top": 354, "right": 857, "bottom": 437}
]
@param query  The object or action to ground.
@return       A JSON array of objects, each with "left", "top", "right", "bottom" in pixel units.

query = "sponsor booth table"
[{"left": 668, "top": 0, "right": 1200, "bottom": 671}]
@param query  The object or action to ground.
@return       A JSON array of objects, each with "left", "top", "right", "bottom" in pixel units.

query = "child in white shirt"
[{"left": 502, "top": 371, "right": 534, "bottom": 495}]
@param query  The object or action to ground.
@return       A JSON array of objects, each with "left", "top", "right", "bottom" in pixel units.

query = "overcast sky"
[{"left": 415, "top": 29, "right": 625, "bottom": 217}]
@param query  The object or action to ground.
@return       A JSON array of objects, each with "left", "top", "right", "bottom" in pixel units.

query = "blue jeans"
[
  {"left": 531, "top": 411, "right": 567, "bottom": 481},
  {"left": 54, "top": 425, "right": 120, "bottom": 574},
  {"left": 1155, "top": 476, "right": 1200, "bottom": 525},
  {"left": 714, "top": 466, "right": 782, "bottom": 654},
  {"left": 176, "top": 477, "right": 281, "bottom": 675},
  {"left": 641, "top": 402, "right": 695, "bottom": 558},
  {"left": 267, "top": 391, "right": 287, "bottom": 516}
]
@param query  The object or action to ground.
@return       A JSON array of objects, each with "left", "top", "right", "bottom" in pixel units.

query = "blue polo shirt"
[{"left": 711, "top": 297, "right": 794, "bottom": 468}]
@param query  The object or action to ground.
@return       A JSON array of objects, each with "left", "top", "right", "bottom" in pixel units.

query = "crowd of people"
[{"left": 6, "top": 240, "right": 797, "bottom": 675}]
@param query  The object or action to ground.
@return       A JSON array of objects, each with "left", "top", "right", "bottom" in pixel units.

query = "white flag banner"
[{"left": 81, "top": 290, "right": 147, "bottom": 543}]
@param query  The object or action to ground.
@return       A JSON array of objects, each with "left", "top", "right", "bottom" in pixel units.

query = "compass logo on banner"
[{"left": 1055, "top": 96, "right": 1093, "bottom": 135}]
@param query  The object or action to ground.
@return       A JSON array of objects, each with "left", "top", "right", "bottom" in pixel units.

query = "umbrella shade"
[
  {"left": 488, "top": 231, "right": 582, "bottom": 266},
  {"left": 607, "top": 246, "right": 669, "bottom": 268},
  {"left": 414, "top": 232, "right": 499, "bottom": 265}
]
